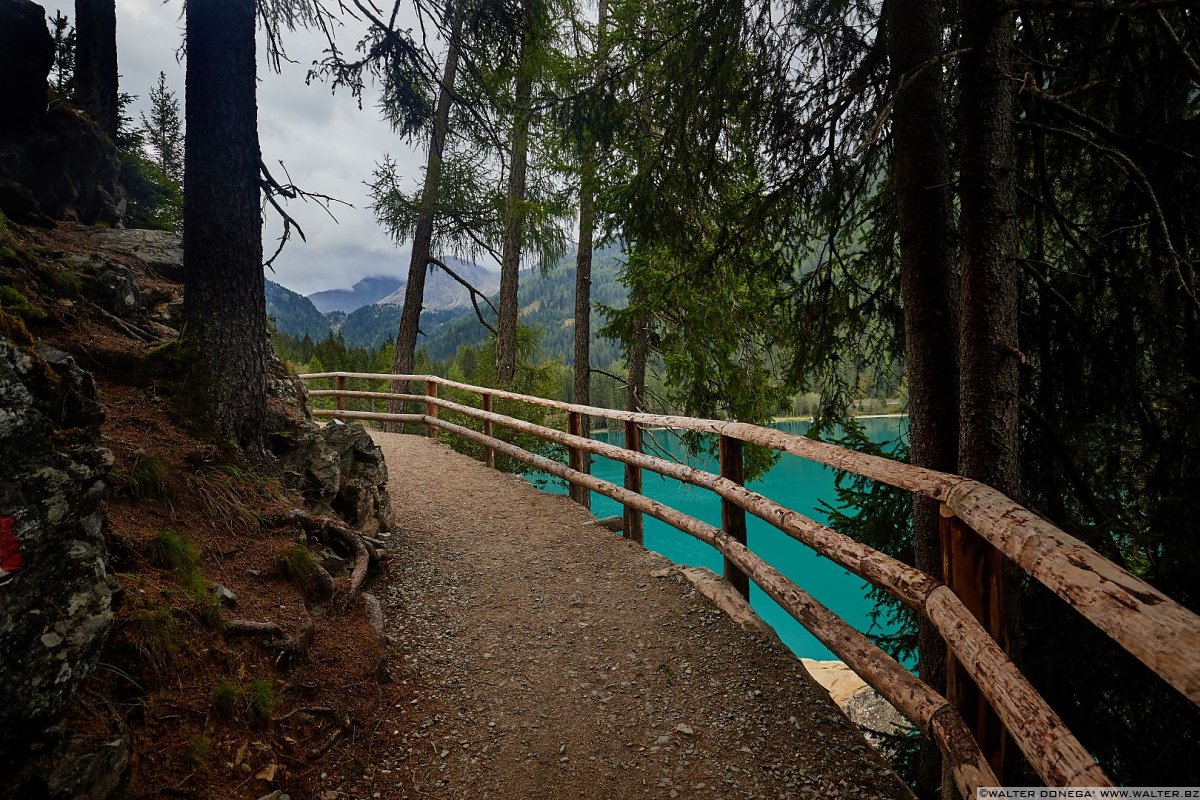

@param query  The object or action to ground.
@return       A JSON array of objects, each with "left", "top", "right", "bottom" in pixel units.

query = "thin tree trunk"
[
  {"left": 496, "top": 37, "right": 535, "bottom": 386},
  {"left": 627, "top": 309, "right": 648, "bottom": 413},
  {"left": 183, "top": 0, "right": 267, "bottom": 454},
  {"left": 74, "top": 0, "right": 118, "bottom": 139},
  {"left": 956, "top": 0, "right": 1019, "bottom": 782},
  {"left": 571, "top": 0, "right": 610, "bottom": 505},
  {"left": 887, "top": 0, "right": 959, "bottom": 795},
  {"left": 391, "top": 9, "right": 463, "bottom": 411}
]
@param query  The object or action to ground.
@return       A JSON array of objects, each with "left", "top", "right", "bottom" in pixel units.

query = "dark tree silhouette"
[{"left": 74, "top": 0, "right": 117, "bottom": 138}]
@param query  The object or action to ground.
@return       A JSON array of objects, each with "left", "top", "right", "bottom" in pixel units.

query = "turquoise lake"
[{"left": 527, "top": 416, "right": 908, "bottom": 662}]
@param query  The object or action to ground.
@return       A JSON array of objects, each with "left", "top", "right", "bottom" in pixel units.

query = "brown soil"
[{"left": 336, "top": 433, "right": 913, "bottom": 800}]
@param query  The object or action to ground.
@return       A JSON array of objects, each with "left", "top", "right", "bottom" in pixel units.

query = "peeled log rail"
[
  {"left": 306, "top": 374, "right": 1200, "bottom": 708},
  {"left": 422, "top": 413, "right": 1000, "bottom": 800},
  {"left": 403, "top": 394, "right": 1109, "bottom": 787}
]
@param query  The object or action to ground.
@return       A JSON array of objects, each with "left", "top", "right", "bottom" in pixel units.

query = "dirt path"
[{"left": 361, "top": 433, "right": 911, "bottom": 800}]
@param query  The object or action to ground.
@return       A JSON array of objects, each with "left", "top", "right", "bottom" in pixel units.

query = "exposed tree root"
[
  {"left": 306, "top": 715, "right": 352, "bottom": 761},
  {"left": 265, "top": 507, "right": 381, "bottom": 610}
]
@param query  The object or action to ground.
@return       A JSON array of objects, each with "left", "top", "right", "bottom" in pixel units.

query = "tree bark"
[
  {"left": 956, "top": 0, "right": 1020, "bottom": 782},
  {"left": 626, "top": 308, "right": 648, "bottom": 413},
  {"left": 571, "top": 0, "right": 610, "bottom": 506},
  {"left": 74, "top": 0, "right": 118, "bottom": 140},
  {"left": 183, "top": 0, "right": 267, "bottom": 453},
  {"left": 496, "top": 35, "right": 535, "bottom": 386},
  {"left": 391, "top": 8, "right": 463, "bottom": 405},
  {"left": 887, "top": 0, "right": 959, "bottom": 795}
]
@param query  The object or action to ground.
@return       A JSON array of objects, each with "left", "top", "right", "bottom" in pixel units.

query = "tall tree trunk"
[
  {"left": 74, "top": 0, "right": 117, "bottom": 139},
  {"left": 955, "top": 0, "right": 1019, "bottom": 781},
  {"left": 887, "top": 1, "right": 958, "bottom": 796},
  {"left": 496, "top": 43, "right": 535, "bottom": 386},
  {"left": 391, "top": 9, "right": 463, "bottom": 415},
  {"left": 183, "top": 0, "right": 267, "bottom": 454},
  {"left": 571, "top": 0, "right": 610, "bottom": 506}
]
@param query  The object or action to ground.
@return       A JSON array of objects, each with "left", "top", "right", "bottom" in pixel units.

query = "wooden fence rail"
[{"left": 302, "top": 372, "right": 1200, "bottom": 797}]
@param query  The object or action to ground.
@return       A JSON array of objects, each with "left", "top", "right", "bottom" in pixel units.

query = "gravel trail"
[{"left": 367, "top": 433, "right": 912, "bottom": 800}]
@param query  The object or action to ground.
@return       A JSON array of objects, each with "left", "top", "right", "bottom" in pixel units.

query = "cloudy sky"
[{"left": 44, "top": 0, "right": 433, "bottom": 296}]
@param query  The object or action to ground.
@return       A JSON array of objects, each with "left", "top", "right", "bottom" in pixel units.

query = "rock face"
[
  {"left": 0, "top": 0, "right": 125, "bottom": 225},
  {"left": 0, "top": 334, "right": 119, "bottom": 792},
  {"left": 0, "top": 0, "right": 55, "bottom": 134},
  {"left": 89, "top": 228, "right": 184, "bottom": 280}
]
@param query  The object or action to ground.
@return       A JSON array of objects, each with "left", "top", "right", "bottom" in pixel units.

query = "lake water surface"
[{"left": 527, "top": 416, "right": 908, "bottom": 662}]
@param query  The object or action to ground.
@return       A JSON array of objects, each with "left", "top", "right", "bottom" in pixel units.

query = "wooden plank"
[
  {"left": 719, "top": 435, "right": 750, "bottom": 600},
  {"left": 624, "top": 420, "right": 643, "bottom": 546},
  {"left": 567, "top": 411, "right": 589, "bottom": 508},
  {"left": 482, "top": 393, "right": 495, "bottom": 469},
  {"left": 311, "top": 409, "right": 425, "bottom": 424},
  {"left": 425, "top": 379, "right": 439, "bottom": 440},
  {"left": 422, "top": 414, "right": 998, "bottom": 798},
  {"left": 297, "top": 372, "right": 1200, "bottom": 708},
  {"left": 941, "top": 505, "right": 1009, "bottom": 778},
  {"left": 417, "top": 393, "right": 1110, "bottom": 786}
]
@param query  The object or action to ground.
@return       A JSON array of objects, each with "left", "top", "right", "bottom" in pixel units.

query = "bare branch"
[{"left": 426, "top": 255, "right": 498, "bottom": 335}]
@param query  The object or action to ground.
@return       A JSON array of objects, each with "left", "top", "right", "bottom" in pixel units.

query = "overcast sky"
[{"left": 43, "top": 0, "right": 434, "bottom": 296}]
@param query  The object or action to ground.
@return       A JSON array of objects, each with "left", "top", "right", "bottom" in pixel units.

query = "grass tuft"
[
  {"left": 130, "top": 607, "right": 179, "bottom": 664},
  {"left": 247, "top": 678, "right": 275, "bottom": 726},
  {"left": 211, "top": 680, "right": 239, "bottom": 718},
  {"left": 187, "top": 734, "right": 214, "bottom": 769},
  {"left": 150, "top": 530, "right": 199, "bottom": 573},
  {"left": 116, "top": 451, "right": 170, "bottom": 501}
]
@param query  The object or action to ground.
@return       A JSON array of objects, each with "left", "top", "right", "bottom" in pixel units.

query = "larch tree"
[{"left": 74, "top": 0, "right": 117, "bottom": 139}]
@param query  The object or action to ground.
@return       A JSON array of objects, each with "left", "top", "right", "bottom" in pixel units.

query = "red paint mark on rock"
[{"left": 0, "top": 516, "right": 22, "bottom": 574}]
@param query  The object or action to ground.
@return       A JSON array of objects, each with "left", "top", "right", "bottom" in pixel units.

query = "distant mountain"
[
  {"left": 307, "top": 275, "right": 403, "bottom": 313},
  {"left": 265, "top": 279, "right": 331, "bottom": 340},
  {"left": 416, "top": 245, "right": 629, "bottom": 366},
  {"left": 375, "top": 257, "right": 501, "bottom": 311}
]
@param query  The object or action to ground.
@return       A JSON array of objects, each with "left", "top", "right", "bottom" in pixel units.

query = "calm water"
[{"left": 528, "top": 417, "right": 908, "bottom": 662}]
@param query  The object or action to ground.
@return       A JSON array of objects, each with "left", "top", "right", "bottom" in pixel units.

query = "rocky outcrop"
[
  {"left": 0, "top": 0, "right": 125, "bottom": 225},
  {"left": 269, "top": 414, "right": 391, "bottom": 534},
  {"left": 0, "top": 0, "right": 55, "bottom": 134},
  {"left": 0, "top": 334, "right": 119, "bottom": 793},
  {"left": 89, "top": 227, "right": 184, "bottom": 280}
]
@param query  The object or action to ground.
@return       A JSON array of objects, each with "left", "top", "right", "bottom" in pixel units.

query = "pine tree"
[
  {"left": 49, "top": 11, "right": 76, "bottom": 98},
  {"left": 141, "top": 72, "right": 184, "bottom": 184},
  {"left": 74, "top": 0, "right": 118, "bottom": 138}
]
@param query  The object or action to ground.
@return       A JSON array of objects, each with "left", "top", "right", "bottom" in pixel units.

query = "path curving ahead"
[{"left": 370, "top": 433, "right": 912, "bottom": 800}]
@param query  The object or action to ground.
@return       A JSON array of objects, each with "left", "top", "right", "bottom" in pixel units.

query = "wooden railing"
[{"left": 300, "top": 371, "right": 1200, "bottom": 798}]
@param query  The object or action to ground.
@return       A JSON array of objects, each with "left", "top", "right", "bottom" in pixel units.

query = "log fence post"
[
  {"left": 567, "top": 411, "right": 590, "bottom": 507},
  {"left": 425, "top": 380, "right": 439, "bottom": 440},
  {"left": 719, "top": 434, "right": 750, "bottom": 599},
  {"left": 482, "top": 393, "right": 495, "bottom": 469},
  {"left": 623, "top": 421, "right": 644, "bottom": 545},
  {"left": 940, "top": 504, "right": 1009, "bottom": 778},
  {"left": 335, "top": 375, "right": 346, "bottom": 419}
]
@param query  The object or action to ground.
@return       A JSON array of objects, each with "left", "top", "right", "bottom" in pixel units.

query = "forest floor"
[{"left": 331, "top": 433, "right": 913, "bottom": 800}]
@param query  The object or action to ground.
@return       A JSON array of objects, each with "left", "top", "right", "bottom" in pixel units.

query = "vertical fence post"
[
  {"left": 482, "top": 393, "right": 495, "bottom": 469},
  {"left": 425, "top": 379, "right": 439, "bottom": 440},
  {"left": 940, "top": 504, "right": 1008, "bottom": 777},
  {"left": 334, "top": 375, "right": 346, "bottom": 419},
  {"left": 719, "top": 435, "right": 750, "bottom": 599},
  {"left": 623, "top": 420, "right": 644, "bottom": 545},
  {"left": 567, "top": 411, "right": 590, "bottom": 508}
]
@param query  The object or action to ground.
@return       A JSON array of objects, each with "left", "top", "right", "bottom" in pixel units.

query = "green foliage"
[
  {"left": 246, "top": 678, "right": 276, "bottom": 726},
  {"left": 120, "top": 149, "right": 182, "bottom": 232},
  {"left": 140, "top": 72, "right": 184, "bottom": 184},
  {"left": 117, "top": 452, "right": 170, "bottom": 502},
  {"left": 49, "top": 11, "right": 76, "bottom": 98},
  {"left": 151, "top": 529, "right": 200, "bottom": 573},
  {"left": 187, "top": 735, "right": 214, "bottom": 769},
  {"left": 130, "top": 607, "right": 179, "bottom": 664},
  {"left": 211, "top": 681, "right": 239, "bottom": 718},
  {"left": 0, "top": 286, "right": 45, "bottom": 322}
]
